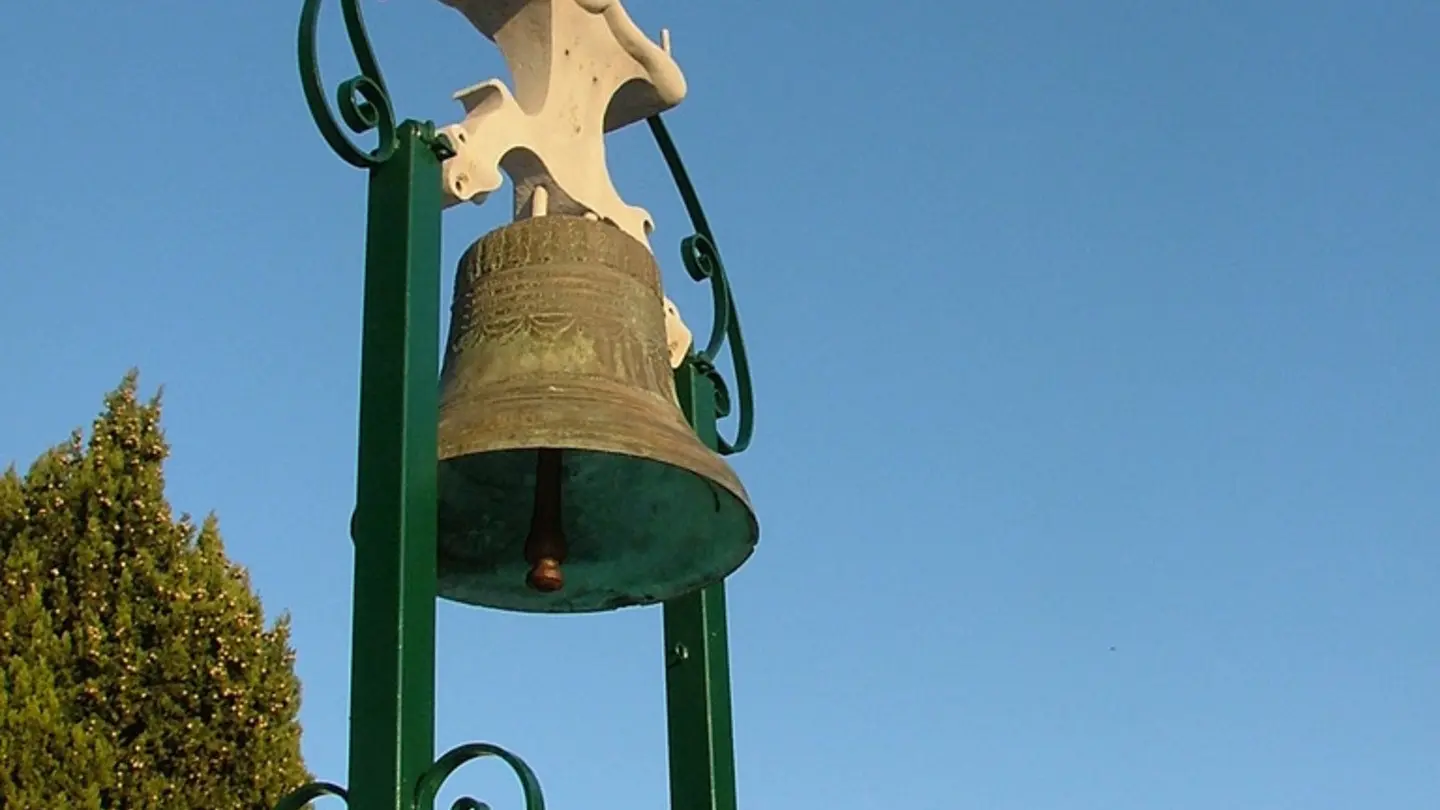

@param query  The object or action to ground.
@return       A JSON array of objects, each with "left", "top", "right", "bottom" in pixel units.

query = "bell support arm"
[
  {"left": 279, "top": 1, "right": 543, "bottom": 808},
  {"left": 648, "top": 114, "right": 754, "bottom": 457}
]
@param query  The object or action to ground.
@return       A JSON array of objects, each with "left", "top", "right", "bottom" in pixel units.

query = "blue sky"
[{"left": 2, "top": 1, "right": 1437, "bottom": 808}]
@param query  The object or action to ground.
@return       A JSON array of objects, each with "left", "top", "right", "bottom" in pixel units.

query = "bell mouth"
[{"left": 436, "top": 446, "right": 757, "bottom": 613}]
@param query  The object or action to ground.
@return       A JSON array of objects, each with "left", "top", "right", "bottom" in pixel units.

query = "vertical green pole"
[
  {"left": 664, "top": 363, "right": 739, "bottom": 810},
  {"left": 346, "top": 120, "right": 444, "bottom": 810}
]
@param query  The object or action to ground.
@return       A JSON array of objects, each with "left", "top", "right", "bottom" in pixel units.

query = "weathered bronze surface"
[{"left": 436, "top": 215, "right": 757, "bottom": 613}]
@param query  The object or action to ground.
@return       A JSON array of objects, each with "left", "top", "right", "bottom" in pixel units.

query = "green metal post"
[
  {"left": 648, "top": 111, "right": 755, "bottom": 810},
  {"left": 345, "top": 120, "right": 445, "bottom": 810},
  {"left": 274, "top": 117, "right": 455, "bottom": 810},
  {"left": 664, "top": 365, "right": 739, "bottom": 810},
  {"left": 283, "top": 2, "right": 454, "bottom": 807},
  {"left": 282, "top": 4, "right": 551, "bottom": 807}
]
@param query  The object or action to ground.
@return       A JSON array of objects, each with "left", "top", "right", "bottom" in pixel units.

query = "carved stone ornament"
[
  {"left": 437, "top": 0, "right": 695, "bottom": 366},
  {"left": 436, "top": 0, "right": 684, "bottom": 245}
]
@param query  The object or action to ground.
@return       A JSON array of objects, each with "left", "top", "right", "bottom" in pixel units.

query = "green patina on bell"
[{"left": 431, "top": 214, "right": 757, "bottom": 614}]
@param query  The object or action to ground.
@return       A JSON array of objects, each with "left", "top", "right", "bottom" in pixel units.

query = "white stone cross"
[
  {"left": 436, "top": 0, "right": 696, "bottom": 366},
  {"left": 436, "top": 0, "right": 687, "bottom": 250}
]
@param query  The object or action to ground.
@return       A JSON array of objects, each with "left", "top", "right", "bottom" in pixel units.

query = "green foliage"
[{"left": 0, "top": 371, "right": 310, "bottom": 809}]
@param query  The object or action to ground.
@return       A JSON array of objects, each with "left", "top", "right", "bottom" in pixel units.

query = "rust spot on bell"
[{"left": 524, "top": 448, "right": 567, "bottom": 593}]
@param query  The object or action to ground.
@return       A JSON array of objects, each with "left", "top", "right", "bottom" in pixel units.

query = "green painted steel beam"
[
  {"left": 346, "top": 120, "right": 446, "bottom": 810},
  {"left": 273, "top": 118, "right": 454, "bottom": 810},
  {"left": 650, "top": 110, "right": 754, "bottom": 810},
  {"left": 664, "top": 364, "right": 740, "bottom": 810}
]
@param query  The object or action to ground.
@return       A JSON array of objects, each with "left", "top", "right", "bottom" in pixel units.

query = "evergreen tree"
[{"left": 0, "top": 372, "right": 310, "bottom": 809}]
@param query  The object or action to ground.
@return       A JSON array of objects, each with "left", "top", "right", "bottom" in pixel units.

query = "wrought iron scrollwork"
[
  {"left": 271, "top": 741, "right": 542, "bottom": 810},
  {"left": 414, "top": 742, "right": 547, "bottom": 810},
  {"left": 298, "top": 0, "right": 400, "bottom": 167},
  {"left": 273, "top": 780, "right": 350, "bottom": 810},
  {"left": 647, "top": 115, "right": 755, "bottom": 456}
]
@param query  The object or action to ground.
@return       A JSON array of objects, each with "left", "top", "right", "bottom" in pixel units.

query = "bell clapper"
[{"left": 524, "top": 448, "right": 568, "bottom": 592}]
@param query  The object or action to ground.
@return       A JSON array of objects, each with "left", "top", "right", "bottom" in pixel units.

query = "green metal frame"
[
  {"left": 650, "top": 115, "right": 754, "bottom": 810},
  {"left": 280, "top": 3, "right": 754, "bottom": 809},
  {"left": 281, "top": 2, "right": 546, "bottom": 809}
]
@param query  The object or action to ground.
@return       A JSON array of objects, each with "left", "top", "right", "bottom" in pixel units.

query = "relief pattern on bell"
[{"left": 445, "top": 218, "right": 673, "bottom": 399}]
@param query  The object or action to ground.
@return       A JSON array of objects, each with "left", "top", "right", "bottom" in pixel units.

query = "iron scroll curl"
[
  {"left": 298, "top": 0, "right": 399, "bottom": 167},
  {"left": 414, "top": 742, "right": 547, "bottom": 810},
  {"left": 273, "top": 780, "right": 350, "bottom": 810},
  {"left": 646, "top": 115, "right": 755, "bottom": 456},
  {"left": 270, "top": 742, "right": 542, "bottom": 810}
]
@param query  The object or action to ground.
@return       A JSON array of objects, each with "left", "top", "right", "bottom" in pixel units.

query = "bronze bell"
[{"left": 435, "top": 214, "right": 757, "bottom": 613}]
